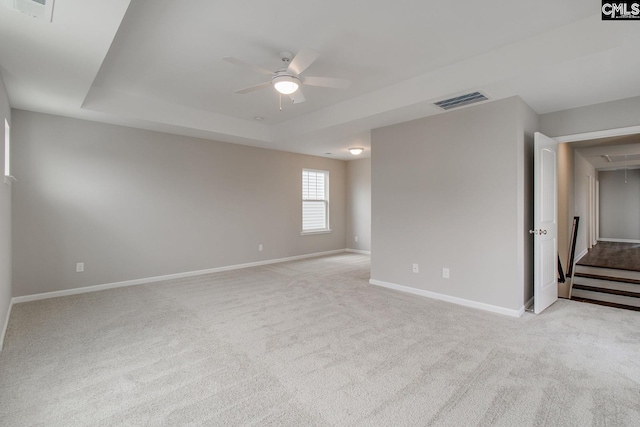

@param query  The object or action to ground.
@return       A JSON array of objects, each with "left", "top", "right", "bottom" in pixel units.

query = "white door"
[{"left": 532, "top": 132, "right": 558, "bottom": 314}]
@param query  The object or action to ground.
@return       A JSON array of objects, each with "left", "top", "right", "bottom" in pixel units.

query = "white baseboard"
[
  {"left": 369, "top": 279, "right": 524, "bottom": 318},
  {"left": 574, "top": 248, "right": 588, "bottom": 263},
  {"left": 11, "top": 249, "right": 349, "bottom": 305},
  {"left": 0, "top": 300, "right": 12, "bottom": 352},
  {"left": 346, "top": 248, "right": 371, "bottom": 255},
  {"left": 598, "top": 238, "right": 640, "bottom": 244}
]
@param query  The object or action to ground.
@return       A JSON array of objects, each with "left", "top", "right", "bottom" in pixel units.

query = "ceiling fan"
[{"left": 223, "top": 48, "right": 350, "bottom": 104}]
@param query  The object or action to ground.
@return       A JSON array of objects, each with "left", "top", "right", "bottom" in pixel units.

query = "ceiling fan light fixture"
[
  {"left": 272, "top": 75, "right": 300, "bottom": 95},
  {"left": 349, "top": 147, "right": 364, "bottom": 155}
]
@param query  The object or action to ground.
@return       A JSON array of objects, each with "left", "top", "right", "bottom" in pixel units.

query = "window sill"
[{"left": 300, "top": 229, "right": 332, "bottom": 236}]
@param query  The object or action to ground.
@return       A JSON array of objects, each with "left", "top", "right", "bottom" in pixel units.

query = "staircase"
[{"left": 571, "top": 265, "right": 640, "bottom": 311}]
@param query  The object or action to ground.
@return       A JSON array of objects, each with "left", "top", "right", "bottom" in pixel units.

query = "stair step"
[
  {"left": 574, "top": 272, "right": 640, "bottom": 286},
  {"left": 571, "top": 297, "right": 640, "bottom": 312},
  {"left": 573, "top": 265, "right": 640, "bottom": 281},
  {"left": 573, "top": 276, "right": 640, "bottom": 295},
  {"left": 571, "top": 288, "right": 640, "bottom": 308},
  {"left": 572, "top": 284, "right": 640, "bottom": 298}
]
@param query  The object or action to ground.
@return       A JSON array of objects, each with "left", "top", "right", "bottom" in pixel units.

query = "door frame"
[
  {"left": 553, "top": 124, "right": 640, "bottom": 266},
  {"left": 587, "top": 174, "right": 594, "bottom": 249},
  {"left": 554, "top": 125, "right": 640, "bottom": 145}
]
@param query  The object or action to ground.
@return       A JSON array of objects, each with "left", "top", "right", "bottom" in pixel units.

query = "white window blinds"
[{"left": 302, "top": 169, "right": 329, "bottom": 231}]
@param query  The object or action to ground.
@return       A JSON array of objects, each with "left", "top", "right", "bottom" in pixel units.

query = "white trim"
[
  {"left": 11, "top": 249, "right": 348, "bottom": 304},
  {"left": 300, "top": 229, "right": 332, "bottom": 235},
  {"left": 0, "top": 300, "right": 12, "bottom": 352},
  {"left": 555, "top": 125, "right": 640, "bottom": 144},
  {"left": 369, "top": 279, "right": 523, "bottom": 318},
  {"left": 574, "top": 248, "right": 588, "bottom": 263},
  {"left": 346, "top": 249, "right": 371, "bottom": 255},
  {"left": 598, "top": 237, "right": 640, "bottom": 244},
  {"left": 4, "top": 119, "right": 10, "bottom": 177}
]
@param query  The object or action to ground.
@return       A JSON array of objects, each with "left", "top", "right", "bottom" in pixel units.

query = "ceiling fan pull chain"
[{"left": 279, "top": 94, "right": 282, "bottom": 111}]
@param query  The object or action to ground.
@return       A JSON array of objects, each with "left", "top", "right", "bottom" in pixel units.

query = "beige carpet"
[{"left": 1, "top": 253, "right": 640, "bottom": 426}]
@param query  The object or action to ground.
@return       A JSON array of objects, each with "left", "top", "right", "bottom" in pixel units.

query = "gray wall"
[
  {"left": 0, "top": 73, "right": 11, "bottom": 349},
  {"left": 599, "top": 169, "right": 640, "bottom": 241},
  {"left": 518, "top": 100, "right": 538, "bottom": 307},
  {"left": 540, "top": 95, "right": 640, "bottom": 138},
  {"left": 346, "top": 158, "right": 371, "bottom": 252},
  {"left": 12, "top": 111, "right": 347, "bottom": 297},
  {"left": 371, "top": 97, "right": 536, "bottom": 312}
]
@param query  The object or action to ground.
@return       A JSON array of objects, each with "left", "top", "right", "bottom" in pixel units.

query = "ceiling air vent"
[
  {"left": 4, "top": 0, "right": 54, "bottom": 22},
  {"left": 433, "top": 91, "right": 489, "bottom": 111}
]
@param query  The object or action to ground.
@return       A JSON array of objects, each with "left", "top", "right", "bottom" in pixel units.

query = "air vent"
[
  {"left": 433, "top": 91, "right": 489, "bottom": 110},
  {"left": 4, "top": 0, "right": 54, "bottom": 21}
]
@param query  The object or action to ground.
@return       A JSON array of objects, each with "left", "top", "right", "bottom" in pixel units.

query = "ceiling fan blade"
[
  {"left": 289, "top": 90, "right": 306, "bottom": 104},
  {"left": 235, "top": 81, "right": 272, "bottom": 94},
  {"left": 287, "top": 48, "right": 319, "bottom": 76},
  {"left": 223, "top": 57, "right": 273, "bottom": 76},
  {"left": 303, "top": 76, "right": 351, "bottom": 89}
]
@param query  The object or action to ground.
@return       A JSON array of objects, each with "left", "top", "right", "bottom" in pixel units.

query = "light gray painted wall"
[
  {"left": 557, "top": 143, "right": 575, "bottom": 269},
  {"left": 518, "top": 100, "right": 538, "bottom": 306},
  {"left": 598, "top": 169, "right": 640, "bottom": 240},
  {"left": 12, "top": 111, "right": 346, "bottom": 297},
  {"left": 540, "top": 96, "right": 640, "bottom": 138},
  {"left": 371, "top": 97, "right": 535, "bottom": 312},
  {"left": 573, "top": 151, "right": 596, "bottom": 258},
  {"left": 0, "top": 73, "right": 11, "bottom": 349},
  {"left": 346, "top": 158, "right": 371, "bottom": 252}
]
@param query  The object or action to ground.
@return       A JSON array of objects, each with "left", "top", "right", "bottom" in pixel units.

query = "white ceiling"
[
  {"left": 1, "top": 0, "right": 640, "bottom": 159},
  {"left": 574, "top": 133, "right": 640, "bottom": 170}
]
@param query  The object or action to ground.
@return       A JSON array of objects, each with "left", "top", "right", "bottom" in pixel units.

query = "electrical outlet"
[
  {"left": 355, "top": 235, "right": 359, "bottom": 242},
  {"left": 412, "top": 263, "right": 419, "bottom": 273},
  {"left": 442, "top": 268, "right": 450, "bottom": 279},
  {"left": 76, "top": 262, "right": 84, "bottom": 273},
  {"left": 258, "top": 244, "right": 263, "bottom": 252}
]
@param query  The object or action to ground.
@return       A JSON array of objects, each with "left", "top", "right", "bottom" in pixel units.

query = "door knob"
[{"left": 529, "top": 229, "right": 548, "bottom": 235}]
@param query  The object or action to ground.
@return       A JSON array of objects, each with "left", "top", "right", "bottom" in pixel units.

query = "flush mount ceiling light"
[
  {"left": 349, "top": 147, "right": 364, "bottom": 155},
  {"left": 272, "top": 74, "right": 300, "bottom": 95}
]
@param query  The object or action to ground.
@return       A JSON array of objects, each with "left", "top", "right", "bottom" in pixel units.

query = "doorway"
[
  {"left": 555, "top": 126, "right": 640, "bottom": 310},
  {"left": 556, "top": 126, "right": 640, "bottom": 270}
]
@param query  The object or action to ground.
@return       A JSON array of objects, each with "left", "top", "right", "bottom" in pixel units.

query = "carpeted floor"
[
  {"left": 577, "top": 242, "right": 640, "bottom": 272},
  {"left": 1, "top": 253, "right": 640, "bottom": 426}
]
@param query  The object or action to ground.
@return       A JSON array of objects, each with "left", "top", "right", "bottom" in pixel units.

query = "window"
[{"left": 302, "top": 169, "right": 330, "bottom": 233}]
